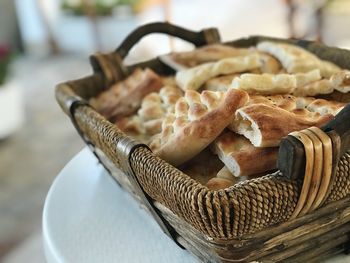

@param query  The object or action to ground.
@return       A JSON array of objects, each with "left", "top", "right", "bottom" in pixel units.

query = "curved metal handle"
[
  {"left": 115, "top": 22, "right": 221, "bottom": 59},
  {"left": 90, "top": 22, "right": 221, "bottom": 85}
]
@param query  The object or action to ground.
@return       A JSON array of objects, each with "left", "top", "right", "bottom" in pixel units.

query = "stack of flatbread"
[{"left": 91, "top": 41, "right": 349, "bottom": 190}]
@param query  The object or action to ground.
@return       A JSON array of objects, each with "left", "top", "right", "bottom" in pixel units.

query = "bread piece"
[
  {"left": 231, "top": 73, "right": 297, "bottom": 95},
  {"left": 116, "top": 85, "right": 183, "bottom": 140},
  {"left": 92, "top": 68, "right": 163, "bottom": 121},
  {"left": 212, "top": 131, "right": 278, "bottom": 176},
  {"left": 292, "top": 79, "right": 333, "bottom": 97},
  {"left": 231, "top": 70, "right": 322, "bottom": 95},
  {"left": 204, "top": 74, "right": 239, "bottom": 91},
  {"left": 230, "top": 103, "right": 335, "bottom": 147},
  {"left": 152, "top": 89, "right": 249, "bottom": 166},
  {"left": 330, "top": 70, "right": 350, "bottom": 93},
  {"left": 176, "top": 53, "right": 261, "bottom": 91},
  {"left": 166, "top": 44, "right": 251, "bottom": 68},
  {"left": 257, "top": 41, "right": 341, "bottom": 77}
]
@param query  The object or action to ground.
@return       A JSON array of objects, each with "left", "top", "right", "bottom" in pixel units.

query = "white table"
[{"left": 43, "top": 148, "right": 350, "bottom": 263}]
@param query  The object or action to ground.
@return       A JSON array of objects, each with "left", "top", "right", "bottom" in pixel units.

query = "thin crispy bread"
[
  {"left": 91, "top": 68, "right": 163, "bottom": 121},
  {"left": 257, "top": 41, "right": 341, "bottom": 77},
  {"left": 176, "top": 53, "right": 261, "bottom": 91},
  {"left": 152, "top": 89, "right": 249, "bottom": 166},
  {"left": 167, "top": 44, "right": 251, "bottom": 68},
  {"left": 212, "top": 131, "right": 278, "bottom": 176},
  {"left": 230, "top": 101, "right": 339, "bottom": 147}
]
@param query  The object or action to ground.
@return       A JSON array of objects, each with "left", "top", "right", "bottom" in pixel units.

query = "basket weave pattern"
[{"left": 129, "top": 147, "right": 350, "bottom": 238}]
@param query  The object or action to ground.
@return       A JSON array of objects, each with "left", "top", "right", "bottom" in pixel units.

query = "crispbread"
[
  {"left": 230, "top": 97, "right": 343, "bottom": 147},
  {"left": 152, "top": 89, "right": 249, "bottom": 166},
  {"left": 212, "top": 131, "right": 278, "bottom": 176},
  {"left": 176, "top": 53, "right": 261, "bottom": 91},
  {"left": 257, "top": 41, "right": 341, "bottom": 77}
]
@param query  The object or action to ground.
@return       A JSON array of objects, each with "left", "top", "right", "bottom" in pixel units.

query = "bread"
[
  {"left": 330, "top": 70, "right": 350, "bottom": 93},
  {"left": 152, "top": 89, "right": 249, "bottom": 166},
  {"left": 176, "top": 53, "right": 261, "bottom": 91},
  {"left": 257, "top": 41, "right": 341, "bottom": 77},
  {"left": 204, "top": 74, "right": 238, "bottom": 91},
  {"left": 91, "top": 68, "right": 163, "bottom": 121},
  {"left": 116, "top": 85, "right": 183, "bottom": 139},
  {"left": 229, "top": 97, "right": 342, "bottom": 147},
  {"left": 231, "top": 69, "right": 325, "bottom": 96},
  {"left": 166, "top": 44, "right": 251, "bottom": 68},
  {"left": 212, "top": 131, "right": 278, "bottom": 176}
]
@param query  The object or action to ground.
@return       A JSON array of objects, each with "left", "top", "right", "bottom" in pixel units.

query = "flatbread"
[
  {"left": 204, "top": 74, "right": 239, "bottom": 91},
  {"left": 330, "top": 70, "right": 350, "bottom": 93},
  {"left": 176, "top": 53, "right": 261, "bottom": 91},
  {"left": 152, "top": 89, "right": 249, "bottom": 166},
  {"left": 229, "top": 96, "right": 343, "bottom": 147},
  {"left": 115, "top": 85, "right": 183, "bottom": 139},
  {"left": 212, "top": 131, "right": 278, "bottom": 176},
  {"left": 231, "top": 69, "right": 324, "bottom": 96},
  {"left": 257, "top": 41, "right": 341, "bottom": 77},
  {"left": 165, "top": 44, "right": 251, "bottom": 68},
  {"left": 91, "top": 68, "right": 163, "bottom": 121}
]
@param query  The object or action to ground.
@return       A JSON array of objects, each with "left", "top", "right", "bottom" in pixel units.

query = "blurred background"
[{"left": 0, "top": 0, "right": 350, "bottom": 262}]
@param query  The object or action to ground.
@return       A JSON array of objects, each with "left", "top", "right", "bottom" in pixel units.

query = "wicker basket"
[{"left": 56, "top": 22, "right": 350, "bottom": 262}]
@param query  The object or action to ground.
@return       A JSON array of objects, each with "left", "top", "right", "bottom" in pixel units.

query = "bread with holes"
[
  {"left": 257, "top": 41, "right": 341, "bottom": 77},
  {"left": 152, "top": 89, "right": 249, "bottom": 166},
  {"left": 230, "top": 95, "right": 345, "bottom": 147},
  {"left": 212, "top": 131, "right": 278, "bottom": 176}
]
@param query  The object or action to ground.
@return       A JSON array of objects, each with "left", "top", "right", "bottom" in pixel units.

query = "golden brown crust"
[
  {"left": 212, "top": 131, "right": 278, "bottom": 176},
  {"left": 231, "top": 103, "right": 334, "bottom": 147},
  {"left": 169, "top": 44, "right": 251, "bottom": 67},
  {"left": 153, "top": 89, "right": 249, "bottom": 166},
  {"left": 176, "top": 53, "right": 261, "bottom": 91},
  {"left": 92, "top": 68, "right": 163, "bottom": 121}
]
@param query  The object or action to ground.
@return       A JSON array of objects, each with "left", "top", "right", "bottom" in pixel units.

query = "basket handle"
[
  {"left": 278, "top": 103, "right": 350, "bottom": 180},
  {"left": 90, "top": 22, "right": 221, "bottom": 85}
]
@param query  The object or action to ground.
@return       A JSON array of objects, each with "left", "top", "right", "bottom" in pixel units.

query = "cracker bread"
[
  {"left": 153, "top": 89, "right": 249, "bottom": 166},
  {"left": 212, "top": 131, "right": 278, "bottom": 176}
]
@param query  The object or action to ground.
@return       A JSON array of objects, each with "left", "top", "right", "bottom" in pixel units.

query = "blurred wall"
[{"left": 0, "top": 0, "right": 22, "bottom": 51}]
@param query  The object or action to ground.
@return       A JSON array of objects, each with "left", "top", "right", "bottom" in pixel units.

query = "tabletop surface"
[{"left": 43, "top": 148, "right": 350, "bottom": 263}]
